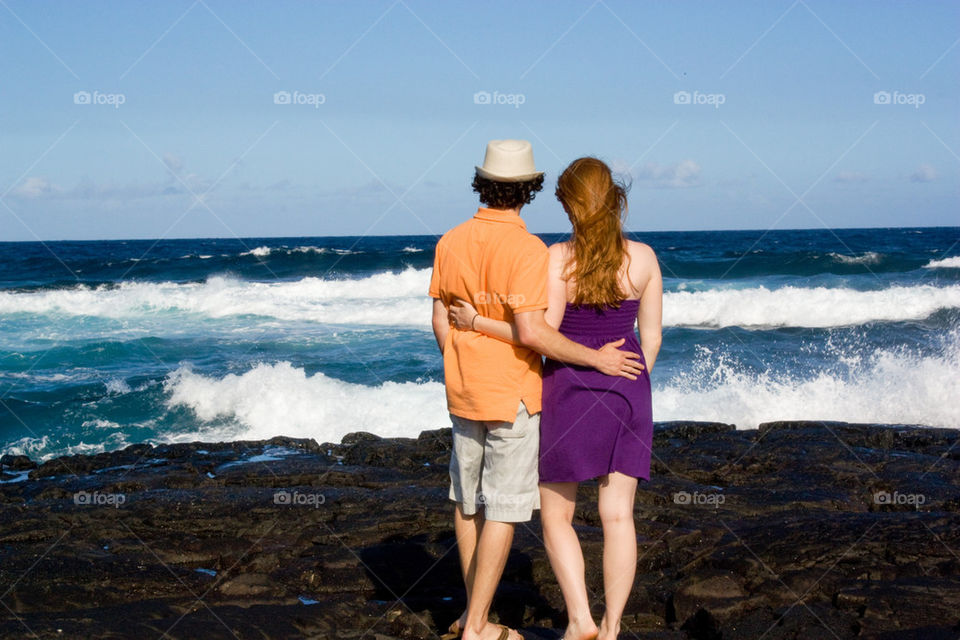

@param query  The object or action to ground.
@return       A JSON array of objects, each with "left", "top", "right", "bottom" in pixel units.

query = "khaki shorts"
[{"left": 448, "top": 401, "right": 541, "bottom": 523}]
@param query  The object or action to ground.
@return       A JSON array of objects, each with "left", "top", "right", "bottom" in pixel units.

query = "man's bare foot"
[
  {"left": 596, "top": 618, "right": 620, "bottom": 640},
  {"left": 562, "top": 616, "right": 599, "bottom": 640},
  {"left": 462, "top": 622, "right": 522, "bottom": 640}
]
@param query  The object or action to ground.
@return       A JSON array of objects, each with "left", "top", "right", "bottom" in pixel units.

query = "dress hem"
[{"left": 539, "top": 467, "right": 651, "bottom": 484}]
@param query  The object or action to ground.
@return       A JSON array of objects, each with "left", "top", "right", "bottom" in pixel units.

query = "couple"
[{"left": 429, "top": 139, "right": 663, "bottom": 640}]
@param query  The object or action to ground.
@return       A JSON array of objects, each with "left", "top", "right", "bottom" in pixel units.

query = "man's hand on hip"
[{"left": 595, "top": 338, "right": 644, "bottom": 380}]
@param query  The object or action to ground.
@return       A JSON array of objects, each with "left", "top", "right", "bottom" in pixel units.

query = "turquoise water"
[{"left": 1, "top": 227, "right": 958, "bottom": 461}]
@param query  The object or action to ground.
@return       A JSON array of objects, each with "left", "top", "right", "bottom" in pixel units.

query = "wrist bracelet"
[{"left": 471, "top": 313, "right": 479, "bottom": 330}]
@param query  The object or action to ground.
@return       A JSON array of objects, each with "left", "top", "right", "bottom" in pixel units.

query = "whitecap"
[{"left": 924, "top": 256, "right": 960, "bottom": 269}]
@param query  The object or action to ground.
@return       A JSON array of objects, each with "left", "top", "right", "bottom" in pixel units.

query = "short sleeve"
[
  {"left": 428, "top": 238, "right": 444, "bottom": 299},
  {"left": 507, "top": 238, "right": 549, "bottom": 313}
]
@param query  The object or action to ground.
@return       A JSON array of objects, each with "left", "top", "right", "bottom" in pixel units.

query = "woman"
[{"left": 449, "top": 157, "right": 662, "bottom": 640}]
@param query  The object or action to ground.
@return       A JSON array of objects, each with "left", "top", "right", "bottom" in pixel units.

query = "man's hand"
[{"left": 595, "top": 338, "right": 644, "bottom": 379}]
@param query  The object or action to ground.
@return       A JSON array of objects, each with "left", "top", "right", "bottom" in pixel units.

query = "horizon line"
[{"left": 1, "top": 223, "right": 957, "bottom": 244}]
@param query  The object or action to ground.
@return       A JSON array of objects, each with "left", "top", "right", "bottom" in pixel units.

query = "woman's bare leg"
[
  {"left": 540, "top": 482, "right": 598, "bottom": 640},
  {"left": 596, "top": 472, "right": 638, "bottom": 640}
]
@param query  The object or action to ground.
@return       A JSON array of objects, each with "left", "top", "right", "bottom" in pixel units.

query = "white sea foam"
[
  {"left": 105, "top": 378, "right": 131, "bottom": 395},
  {"left": 3, "top": 371, "right": 81, "bottom": 383},
  {"left": 827, "top": 251, "right": 883, "bottom": 265},
  {"left": 240, "top": 246, "right": 273, "bottom": 257},
  {"left": 7, "top": 332, "right": 958, "bottom": 462},
  {"left": 402, "top": 246, "right": 424, "bottom": 253},
  {"left": 158, "top": 331, "right": 960, "bottom": 448},
  {"left": 63, "top": 436, "right": 130, "bottom": 457},
  {"left": 82, "top": 418, "right": 123, "bottom": 430},
  {"left": 0, "top": 268, "right": 433, "bottom": 327},
  {"left": 924, "top": 256, "right": 960, "bottom": 269},
  {"left": 1, "top": 270, "right": 959, "bottom": 329},
  {"left": 238, "top": 245, "right": 361, "bottom": 257},
  {"left": 663, "top": 284, "right": 960, "bottom": 328},
  {"left": 162, "top": 361, "right": 448, "bottom": 444},
  {"left": 1, "top": 435, "right": 53, "bottom": 459},
  {"left": 655, "top": 331, "right": 960, "bottom": 429},
  {"left": 0, "top": 432, "right": 131, "bottom": 462}
]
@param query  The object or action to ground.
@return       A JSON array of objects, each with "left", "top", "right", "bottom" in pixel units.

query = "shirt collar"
[{"left": 473, "top": 207, "right": 527, "bottom": 230}]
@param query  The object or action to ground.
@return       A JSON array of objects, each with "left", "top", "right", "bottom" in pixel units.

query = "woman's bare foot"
[
  {"left": 563, "top": 616, "right": 599, "bottom": 640},
  {"left": 441, "top": 613, "right": 467, "bottom": 639},
  {"left": 596, "top": 617, "right": 620, "bottom": 640},
  {"left": 462, "top": 622, "right": 522, "bottom": 640}
]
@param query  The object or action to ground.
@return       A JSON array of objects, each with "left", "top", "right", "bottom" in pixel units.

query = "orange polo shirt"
[{"left": 429, "top": 207, "right": 549, "bottom": 422}]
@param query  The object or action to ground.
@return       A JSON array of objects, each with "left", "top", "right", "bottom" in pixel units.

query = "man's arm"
[
  {"left": 514, "top": 309, "right": 644, "bottom": 379},
  {"left": 431, "top": 298, "right": 449, "bottom": 354}
]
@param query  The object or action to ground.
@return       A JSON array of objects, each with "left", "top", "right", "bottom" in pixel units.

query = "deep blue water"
[{"left": 1, "top": 226, "right": 958, "bottom": 462}]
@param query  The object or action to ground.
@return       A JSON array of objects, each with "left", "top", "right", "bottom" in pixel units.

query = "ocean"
[{"left": 1, "top": 227, "right": 958, "bottom": 463}]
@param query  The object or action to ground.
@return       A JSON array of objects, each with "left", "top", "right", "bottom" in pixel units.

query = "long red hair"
[{"left": 555, "top": 157, "right": 630, "bottom": 309}]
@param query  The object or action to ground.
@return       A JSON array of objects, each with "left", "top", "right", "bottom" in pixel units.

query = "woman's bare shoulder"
[
  {"left": 547, "top": 241, "right": 571, "bottom": 264},
  {"left": 625, "top": 239, "right": 658, "bottom": 263}
]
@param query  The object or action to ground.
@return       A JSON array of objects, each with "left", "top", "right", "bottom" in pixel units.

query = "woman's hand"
[{"left": 448, "top": 298, "right": 479, "bottom": 331}]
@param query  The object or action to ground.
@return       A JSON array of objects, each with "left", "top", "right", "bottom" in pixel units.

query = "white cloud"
[
  {"left": 162, "top": 152, "right": 184, "bottom": 174},
  {"left": 12, "top": 177, "right": 59, "bottom": 198},
  {"left": 633, "top": 159, "right": 701, "bottom": 188},
  {"left": 910, "top": 163, "right": 937, "bottom": 183},
  {"left": 609, "top": 158, "right": 633, "bottom": 177}
]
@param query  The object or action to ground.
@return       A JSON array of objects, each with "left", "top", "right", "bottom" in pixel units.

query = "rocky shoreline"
[{"left": 1, "top": 420, "right": 959, "bottom": 639}]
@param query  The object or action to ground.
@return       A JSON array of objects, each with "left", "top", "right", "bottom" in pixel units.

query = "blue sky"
[{"left": 1, "top": 0, "right": 957, "bottom": 240}]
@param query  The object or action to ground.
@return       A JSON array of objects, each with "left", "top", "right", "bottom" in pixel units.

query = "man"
[{"left": 429, "top": 139, "right": 642, "bottom": 640}]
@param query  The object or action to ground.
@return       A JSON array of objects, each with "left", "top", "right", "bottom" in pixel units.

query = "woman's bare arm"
[
  {"left": 448, "top": 299, "right": 518, "bottom": 344},
  {"left": 543, "top": 242, "right": 569, "bottom": 329},
  {"left": 633, "top": 243, "right": 663, "bottom": 372}
]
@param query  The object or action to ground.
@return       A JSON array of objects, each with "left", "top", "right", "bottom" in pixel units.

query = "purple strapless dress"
[{"left": 539, "top": 299, "right": 653, "bottom": 483}]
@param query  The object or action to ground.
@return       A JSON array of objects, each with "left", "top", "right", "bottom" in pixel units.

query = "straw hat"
[{"left": 475, "top": 139, "right": 544, "bottom": 182}]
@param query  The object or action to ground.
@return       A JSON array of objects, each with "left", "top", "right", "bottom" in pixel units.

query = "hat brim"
[{"left": 475, "top": 166, "right": 544, "bottom": 182}]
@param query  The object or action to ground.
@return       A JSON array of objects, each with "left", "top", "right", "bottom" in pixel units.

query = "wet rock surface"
[{"left": 1, "top": 421, "right": 958, "bottom": 639}]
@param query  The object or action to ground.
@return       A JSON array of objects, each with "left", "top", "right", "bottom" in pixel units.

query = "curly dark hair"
[{"left": 472, "top": 173, "right": 545, "bottom": 209}]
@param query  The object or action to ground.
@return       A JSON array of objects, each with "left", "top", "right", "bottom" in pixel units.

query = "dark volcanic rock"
[
  {"left": 0, "top": 420, "right": 958, "bottom": 638},
  {"left": 1, "top": 454, "right": 37, "bottom": 471}
]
